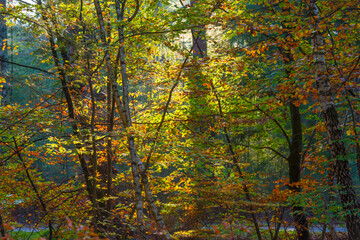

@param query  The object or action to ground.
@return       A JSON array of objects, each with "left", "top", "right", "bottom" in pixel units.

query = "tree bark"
[
  {"left": 13, "top": 138, "right": 54, "bottom": 240},
  {"left": 92, "top": 0, "right": 145, "bottom": 237},
  {"left": 309, "top": 1, "right": 360, "bottom": 239},
  {"left": 211, "top": 83, "right": 262, "bottom": 240},
  {"left": 94, "top": 0, "right": 171, "bottom": 238},
  {"left": 0, "top": 213, "right": 5, "bottom": 238},
  {"left": 288, "top": 103, "right": 310, "bottom": 240},
  {"left": 114, "top": 1, "right": 171, "bottom": 238},
  {"left": 36, "top": 0, "right": 105, "bottom": 234},
  {"left": 0, "top": 0, "right": 10, "bottom": 105},
  {"left": 0, "top": 5, "right": 10, "bottom": 235},
  {"left": 277, "top": 5, "right": 310, "bottom": 238}
]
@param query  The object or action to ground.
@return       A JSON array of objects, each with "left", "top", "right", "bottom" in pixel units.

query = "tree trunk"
[
  {"left": 0, "top": 213, "right": 5, "bottom": 238},
  {"left": 288, "top": 103, "right": 310, "bottom": 240},
  {"left": 94, "top": 0, "right": 171, "bottom": 238},
  {"left": 37, "top": 0, "right": 109, "bottom": 235},
  {"left": 346, "top": 93, "right": 360, "bottom": 183},
  {"left": 278, "top": 5, "right": 310, "bottom": 237},
  {"left": 114, "top": 1, "right": 171, "bottom": 237},
  {"left": 0, "top": 8, "right": 11, "bottom": 236},
  {"left": 92, "top": 0, "right": 145, "bottom": 237},
  {"left": 0, "top": 0, "right": 9, "bottom": 105},
  {"left": 211, "top": 83, "right": 263, "bottom": 240},
  {"left": 191, "top": 0, "right": 207, "bottom": 59},
  {"left": 310, "top": 1, "right": 360, "bottom": 239}
]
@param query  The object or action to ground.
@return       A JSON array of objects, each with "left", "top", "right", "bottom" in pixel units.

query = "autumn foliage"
[{"left": 1, "top": 0, "right": 360, "bottom": 239}]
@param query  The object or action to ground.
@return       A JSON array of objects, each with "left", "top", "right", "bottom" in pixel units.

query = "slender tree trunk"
[
  {"left": 346, "top": 95, "right": 360, "bottom": 182},
  {"left": 114, "top": 2, "right": 171, "bottom": 238},
  {"left": 94, "top": 1, "right": 171, "bottom": 238},
  {"left": 309, "top": 1, "right": 360, "bottom": 239},
  {"left": 0, "top": 0, "right": 10, "bottom": 105},
  {"left": 272, "top": 206, "right": 284, "bottom": 240},
  {"left": 277, "top": 5, "right": 310, "bottom": 237},
  {"left": 0, "top": 213, "right": 5, "bottom": 238},
  {"left": 281, "top": 43, "right": 310, "bottom": 240},
  {"left": 322, "top": 170, "right": 339, "bottom": 240},
  {"left": 190, "top": 0, "right": 207, "bottom": 59},
  {"left": 353, "top": 78, "right": 360, "bottom": 180},
  {"left": 13, "top": 138, "right": 53, "bottom": 240},
  {"left": 0, "top": 2, "right": 8, "bottom": 233},
  {"left": 36, "top": 0, "right": 104, "bottom": 234},
  {"left": 92, "top": 1, "right": 145, "bottom": 237},
  {"left": 189, "top": 0, "right": 207, "bottom": 127},
  {"left": 211, "top": 83, "right": 262, "bottom": 240},
  {"left": 288, "top": 103, "right": 310, "bottom": 240},
  {"left": 191, "top": 2, "right": 261, "bottom": 238}
]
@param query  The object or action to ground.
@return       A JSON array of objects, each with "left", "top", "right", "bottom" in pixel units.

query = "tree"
[
  {"left": 0, "top": 0, "right": 7, "bottom": 236},
  {"left": 309, "top": 0, "right": 360, "bottom": 238},
  {"left": 278, "top": 4, "right": 310, "bottom": 239},
  {"left": 0, "top": 0, "right": 9, "bottom": 104},
  {"left": 2, "top": 0, "right": 360, "bottom": 239}
]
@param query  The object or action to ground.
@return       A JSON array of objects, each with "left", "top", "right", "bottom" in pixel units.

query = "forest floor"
[{"left": 7, "top": 223, "right": 348, "bottom": 240}]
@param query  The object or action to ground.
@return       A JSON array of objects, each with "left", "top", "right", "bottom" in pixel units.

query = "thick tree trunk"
[{"left": 310, "top": 1, "right": 360, "bottom": 239}]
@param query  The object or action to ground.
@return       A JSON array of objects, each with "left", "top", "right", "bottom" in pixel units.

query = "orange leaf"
[{"left": 212, "top": 225, "right": 220, "bottom": 235}]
